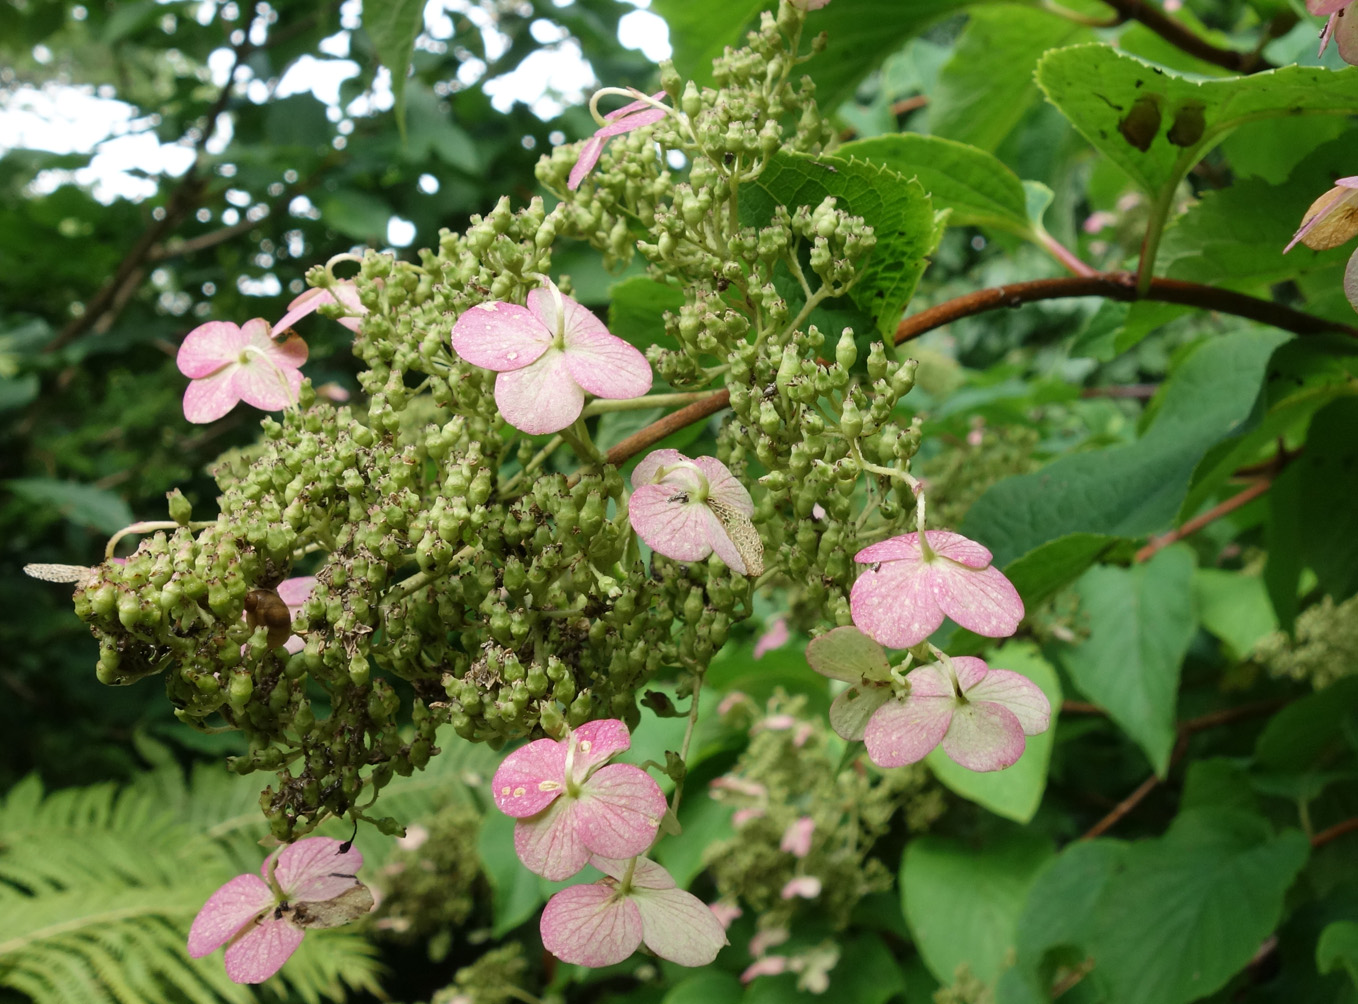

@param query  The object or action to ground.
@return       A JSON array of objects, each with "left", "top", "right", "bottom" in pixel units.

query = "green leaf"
[
  {"left": 662, "top": 970, "right": 744, "bottom": 1004},
  {"left": 477, "top": 811, "right": 547, "bottom": 936},
  {"left": 962, "top": 328, "right": 1290, "bottom": 567},
  {"left": 608, "top": 275, "right": 685, "bottom": 354},
  {"left": 653, "top": 0, "right": 971, "bottom": 112},
  {"left": 5, "top": 478, "right": 134, "bottom": 535},
  {"left": 901, "top": 829, "right": 1054, "bottom": 986},
  {"left": 1087, "top": 810, "right": 1310, "bottom": 1004},
  {"left": 746, "top": 151, "right": 938, "bottom": 338},
  {"left": 1057, "top": 545, "right": 1197, "bottom": 775},
  {"left": 925, "top": 642, "right": 1062, "bottom": 823},
  {"left": 1037, "top": 45, "right": 1358, "bottom": 197},
  {"left": 930, "top": 5, "right": 1093, "bottom": 152},
  {"left": 837, "top": 134, "right": 1033, "bottom": 238},
  {"left": 1193, "top": 568, "right": 1278, "bottom": 661},
  {"left": 363, "top": 0, "right": 425, "bottom": 139},
  {"left": 1317, "top": 920, "right": 1358, "bottom": 987},
  {"left": 1255, "top": 675, "right": 1358, "bottom": 773},
  {"left": 1294, "top": 397, "right": 1358, "bottom": 603},
  {"left": 319, "top": 190, "right": 392, "bottom": 243}
]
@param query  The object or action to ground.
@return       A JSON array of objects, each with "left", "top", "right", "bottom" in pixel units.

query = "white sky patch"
[
  {"left": 619, "top": 8, "right": 671, "bottom": 62},
  {"left": 387, "top": 216, "right": 416, "bottom": 247}
]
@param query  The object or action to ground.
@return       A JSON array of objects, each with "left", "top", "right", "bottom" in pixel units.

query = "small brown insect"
[{"left": 244, "top": 588, "right": 294, "bottom": 649}]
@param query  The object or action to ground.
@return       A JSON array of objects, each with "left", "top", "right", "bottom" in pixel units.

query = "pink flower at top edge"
[
  {"left": 242, "top": 577, "right": 316, "bottom": 655},
  {"left": 540, "top": 856, "right": 728, "bottom": 967},
  {"left": 275, "top": 280, "right": 368, "bottom": 334},
  {"left": 629, "top": 449, "right": 764, "bottom": 575},
  {"left": 1284, "top": 177, "right": 1358, "bottom": 252},
  {"left": 490, "top": 719, "right": 668, "bottom": 881},
  {"left": 188, "top": 837, "right": 372, "bottom": 984},
  {"left": 754, "top": 617, "right": 790, "bottom": 659},
  {"left": 850, "top": 531, "right": 1023, "bottom": 648},
  {"left": 1310, "top": 0, "right": 1358, "bottom": 61},
  {"left": 177, "top": 318, "right": 307, "bottom": 424},
  {"left": 568, "top": 91, "right": 669, "bottom": 191},
  {"left": 805, "top": 626, "right": 1051, "bottom": 771},
  {"left": 451, "top": 283, "right": 651, "bottom": 436}
]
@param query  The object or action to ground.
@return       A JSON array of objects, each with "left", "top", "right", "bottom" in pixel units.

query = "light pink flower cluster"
[
  {"left": 451, "top": 282, "right": 651, "bottom": 436},
  {"left": 629, "top": 449, "right": 763, "bottom": 575},
  {"left": 177, "top": 280, "right": 365, "bottom": 424},
  {"left": 188, "top": 837, "right": 372, "bottom": 984},
  {"left": 807, "top": 626, "right": 1050, "bottom": 771},
  {"left": 490, "top": 720, "right": 726, "bottom": 967}
]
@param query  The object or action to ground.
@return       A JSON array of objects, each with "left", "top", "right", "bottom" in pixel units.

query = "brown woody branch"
[
  {"left": 605, "top": 390, "right": 732, "bottom": 467},
  {"left": 894, "top": 272, "right": 1358, "bottom": 345},
  {"left": 1098, "top": 0, "right": 1275, "bottom": 73}
]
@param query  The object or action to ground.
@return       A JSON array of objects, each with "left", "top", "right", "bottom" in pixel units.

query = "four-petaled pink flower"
[
  {"left": 1310, "top": 0, "right": 1358, "bottom": 62},
  {"left": 806, "top": 626, "right": 1051, "bottom": 772},
  {"left": 177, "top": 318, "right": 307, "bottom": 424},
  {"left": 629, "top": 449, "right": 764, "bottom": 575},
  {"left": 540, "top": 856, "right": 728, "bottom": 967},
  {"left": 850, "top": 531, "right": 1023, "bottom": 648},
  {"left": 451, "top": 283, "right": 652, "bottom": 436},
  {"left": 491, "top": 719, "right": 668, "bottom": 881},
  {"left": 275, "top": 280, "right": 367, "bottom": 334},
  {"left": 569, "top": 91, "right": 669, "bottom": 191},
  {"left": 188, "top": 837, "right": 373, "bottom": 984}
]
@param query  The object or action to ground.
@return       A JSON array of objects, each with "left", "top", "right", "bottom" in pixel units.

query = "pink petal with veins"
[
  {"left": 694, "top": 456, "right": 753, "bottom": 515},
  {"left": 492, "top": 736, "right": 568, "bottom": 817},
  {"left": 514, "top": 798, "right": 589, "bottom": 881},
  {"left": 575, "top": 763, "right": 668, "bottom": 859},
  {"left": 178, "top": 321, "right": 248, "bottom": 378},
  {"left": 629, "top": 484, "right": 724, "bottom": 562},
  {"left": 780, "top": 816, "right": 815, "bottom": 858},
  {"left": 939, "top": 700, "right": 1027, "bottom": 772},
  {"left": 271, "top": 837, "right": 363, "bottom": 903},
  {"left": 570, "top": 719, "right": 634, "bottom": 777},
  {"left": 541, "top": 882, "right": 643, "bottom": 966},
  {"left": 183, "top": 369, "right": 244, "bottom": 424},
  {"left": 451, "top": 301, "right": 552, "bottom": 371},
  {"left": 828, "top": 684, "right": 891, "bottom": 742},
  {"left": 862, "top": 680, "right": 954, "bottom": 769},
  {"left": 966, "top": 667, "right": 1052, "bottom": 735},
  {"left": 493, "top": 349, "right": 584, "bottom": 435},
  {"left": 568, "top": 134, "right": 608, "bottom": 191},
  {"left": 188, "top": 873, "right": 274, "bottom": 958},
  {"left": 631, "top": 448, "right": 688, "bottom": 488},
  {"left": 634, "top": 885, "right": 729, "bottom": 965},
  {"left": 222, "top": 915, "right": 305, "bottom": 984},
  {"left": 563, "top": 327, "right": 653, "bottom": 400}
]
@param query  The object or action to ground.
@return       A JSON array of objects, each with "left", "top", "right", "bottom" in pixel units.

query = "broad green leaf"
[
  {"left": 1264, "top": 461, "right": 1306, "bottom": 631},
  {"left": 926, "top": 642, "right": 1061, "bottom": 823},
  {"left": 608, "top": 275, "right": 685, "bottom": 354},
  {"left": 930, "top": 5, "right": 1092, "bottom": 152},
  {"left": 1088, "top": 810, "right": 1310, "bottom": 1004},
  {"left": 1003, "top": 533, "right": 1121, "bottom": 609},
  {"left": 1317, "top": 920, "right": 1358, "bottom": 987},
  {"left": 837, "top": 134, "right": 1032, "bottom": 238},
  {"left": 1255, "top": 675, "right": 1358, "bottom": 772},
  {"left": 319, "top": 190, "right": 393, "bottom": 243},
  {"left": 962, "top": 328, "right": 1289, "bottom": 567},
  {"left": 745, "top": 151, "right": 938, "bottom": 338},
  {"left": 653, "top": 0, "right": 972, "bottom": 112},
  {"left": 6, "top": 478, "right": 134, "bottom": 535},
  {"left": 662, "top": 970, "right": 744, "bottom": 1004},
  {"left": 901, "top": 830, "right": 1054, "bottom": 986},
  {"left": 363, "top": 0, "right": 425, "bottom": 138},
  {"left": 477, "top": 811, "right": 572, "bottom": 936},
  {"left": 1193, "top": 568, "right": 1278, "bottom": 661},
  {"left": 1180, "top": 758, "right": 1259, "bottom": 816},
  {"left": 1058, "top": 545, "right": 1196, "bottom": 775},
  {"left": 1038, "top": 45, "right": 1358, "bottom": 198},
  {"left": 1295, "top": 397, "right": 1358, "bottom": 603}
]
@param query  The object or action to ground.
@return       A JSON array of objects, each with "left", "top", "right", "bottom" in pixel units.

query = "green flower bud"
[
  {"left": 167, "top": 489, "right": 192, "bottom": 525},
  {"left": 835, "top": 328, "right": 857, "bottom": 371}
]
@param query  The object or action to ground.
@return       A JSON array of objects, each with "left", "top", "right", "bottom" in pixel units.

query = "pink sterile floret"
[
  {"left": 177, "top": 318, "right": 307, "bottom": 424},
  {"left": 805, "top": 626, "right": 1051, "bottom": 772},
  {"left": 188, "top": 837, "right": 372, "bottom": 984},
  {"left": 1310, "top": 0, "right": 1358, "bottom": 60},
  {"left": 629, "top": 449, "right": 763, "bottom": 575},
  {"left": 540, "top": 856, "right": 728, "bottom": 968},
  {"left": 568, "top": 91, "right": 669, "bottom": 191},
  {"left": 780, "top": 816, "right": 815, "bottom": 858},
  {"left": 275, "top": 280, "right": 367, "bottom": 333},
  {"left": 451, "top": 284, "right": 651, "bottom": 436},
  {"left": 491, "top": 719, "right": 668, "bottom": 881},
  {"left": 849, "top": 531, "right": 1023, "bottom": 648}
]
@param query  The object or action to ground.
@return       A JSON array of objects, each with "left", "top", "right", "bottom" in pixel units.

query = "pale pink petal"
[
  {"left": 733, "top": 807, "right": 764, "bottom": 826},
  {"left": 1320, "top": 12, "right": 1339, "bottom": 55},
  {"left": 754, "top": 618, "right": 790, "bottom": 659},
  {"left": 276, "top": 576, "right": 317, "bottom": 609},
  {"left": 247, "top": 317, "right": 307, "bottom": 369},
  {"left": 570, "top": 719, "right": 633, "bottom": 777},
  {"left": 849, "top": 559, "right": 945, "bottom": 649},
  {"left": 451, "top": 301, "right": 552, "bottom": 371},
  {"left": 188, "top": 874, "right": 274, "bottom": 958},
  {"left": 706, "top": 520, "right": 750, "bottom": 576},
  {"left": 271, "top": 837, "right": 363, "bottom": 902},
  {"left": 492, "top": 737, "right": 567, "bottom": 817},
  {"left": 542, "top": 882, "right": 643, "bottom": 966},
  {"left": 563, "top": 331, "right": 653, "bottom": 400},
  {"left": 853, "top": 534, "right": 928, "bottom": 566},
  {"left": 178, "top": 321, "right": 248, "bottom": 378},
  {"left": 526, "top": 287, "right": 609, "bottom": 342},
  {"left": 633, "top": 886, "right": 729, "bottom": 966},
  {"left": 183, "top": 369, "right": 243, "bottom": 424},
  {"left": 494, "top": 349, "right": 584, "bottom": 435},
  {"left": 862, "top": 695, "right": 954, "bottom": 768},
  {"left": 940, "top": 701, "right": 1027, "bottom": 772},
  {"left": 694, "top": 456, "right": 753, "bottom": 516},
  {"left": 591, "top": 854, "right": 675, "bottom": 889},
  {"left": 780, "top": 876, "right": 822, "bottom": 899},
  {"left": 631, "top": 449, "right": 689, "bottom": 488},
  {"left": 904, "top": 661, "right": 958, "bottom": 698},
  {"left": 1310, "top": 0, "right": 1350, "bottom": 15},
  {"left": 1285, "top": 179, "right": 1358, "bottom": 252},
  {"left": 828, "top": 685, "right": 891, "bottom": 741},
  {"left": 711, "top": 901, "right": 743, "bottom": 929},
  {"left": 742, "top": 956, "right": 789, "bottom": 982},
  {"left": 629, "top": 484, "right": 721, "bottom": 562},
  {"left": 780, "top": 817, "right": 814, "bottom": 858},
  {"left": 222, "top": 916, "right": 305, "bottom": 984},
  {"left": 855, "top": 531, "right": 992, "bottom": 569},
  {"left": 965, "top": 668, "right": 1052, "bottom": 735},
  {"left": 514, "top": 799, "right": 588, "bottom": 880},
  {"left": 933, "top": 562, "right": 1024, "bottom": 639},
  {"left": 576, "top": 763, "right": 668, "bottom": 859},
  {"left": 232, "top": 355, "right": 304, "bottom": 412},
  {"left": 1337, "top": 7, "right": 1358, "bottom": 63},
  {"left": 599, "top": 94, "right": 668, "bottom": 132},
  {"left": 568, "top": 134, "right": 608, "bottom": 191},
  {"left": 805, "top": 626, "right": 891, "bottom": 683},
  {"left": 750, "top": 927, "right": 789, "bottom": 955},
  {"left": 274, "top": 288, "right": 332, "bottom": 333}
]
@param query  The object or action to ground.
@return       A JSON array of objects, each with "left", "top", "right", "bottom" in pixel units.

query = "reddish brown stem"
[
  {"left": 1135, "top": 478, "right": 1272, "bottom": 563},
  {"left": 895, "top": 273, "right": 1358, "bottom": 346},
  {"left": 1312, "top": 817, "right": 1358, "bottom": 849},
  {"left": 605, "top": 390, "right": 731, "bottom": 467},
  {"left": 1098, "top": 0, "right": 1275, "bottom": 72}
]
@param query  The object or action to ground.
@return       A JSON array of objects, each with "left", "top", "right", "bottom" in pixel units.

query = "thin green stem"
[
  {"left": 580, "top": 391, "right": 713, "bottom": 418},
  {"left": 497, "top": 435, "right": 564, "bottom": 499},
  {"left": 559, "top": 416, "right": 603, "bottom": 464}
]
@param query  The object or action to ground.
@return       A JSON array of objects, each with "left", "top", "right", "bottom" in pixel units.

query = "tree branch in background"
[
  {"left": 1135, "top": 478, "right": 1272, "bottom": 563},
  {"left": 605, "top": 390, "right": 732, "bottom": 467}
]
